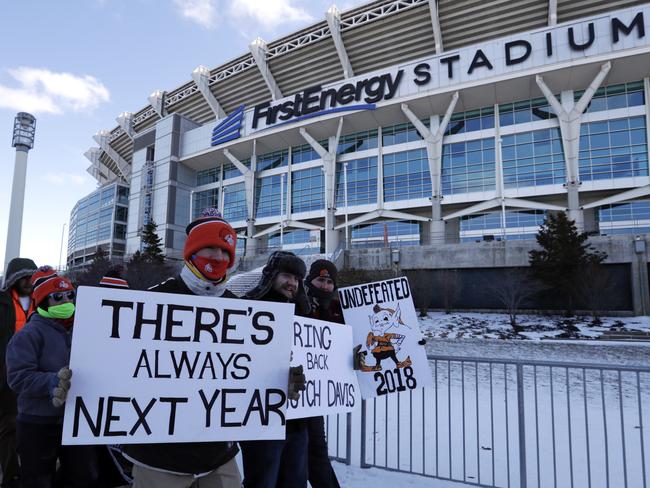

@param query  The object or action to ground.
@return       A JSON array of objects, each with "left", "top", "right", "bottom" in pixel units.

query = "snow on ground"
[
  {"left": 418, "top": 312, "right": 650, "bottom": 341},
  {"left": 331, "top": 462, "right": 473, "bottom": 487}
]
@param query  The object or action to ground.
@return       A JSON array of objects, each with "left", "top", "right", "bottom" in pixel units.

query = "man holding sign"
[
  {"left": 121, "top": 209, "right": 243, "bottom": 487},
  {"left": 339, "top": 277, "right": 431, "bottom": 400}
]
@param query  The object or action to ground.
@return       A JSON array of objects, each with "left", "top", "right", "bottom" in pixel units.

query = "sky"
[{"left": 0, "top": 0, "right": 364, "bottom": 272}]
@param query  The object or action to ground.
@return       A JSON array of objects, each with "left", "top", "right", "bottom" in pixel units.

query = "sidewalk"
[{"left": 332, "top": 462, "right": 475, "bottom": 488}]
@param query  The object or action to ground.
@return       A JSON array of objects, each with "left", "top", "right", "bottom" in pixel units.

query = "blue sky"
[{"left": 0, "top": 0, "right": 364, "bottom": 271}]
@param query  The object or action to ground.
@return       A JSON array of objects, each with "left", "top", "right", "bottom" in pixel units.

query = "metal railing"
[{"left": 327, "top": 354, "right": 650, "bottom": 488}]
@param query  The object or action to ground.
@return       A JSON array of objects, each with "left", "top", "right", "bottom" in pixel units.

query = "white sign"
[
  {"left": 287, "top": 317, "right": 359, "bottom": 419},
  {"left": 338, "top": 278, "right": 432, "bottom": 399},
  {"left": 62, "top": 287, "right": 294, "bottom": 445}
]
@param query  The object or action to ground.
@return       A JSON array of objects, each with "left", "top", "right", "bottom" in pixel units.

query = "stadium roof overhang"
[{"left": 180, "top": 48, "right": 650, "bottom": 172}]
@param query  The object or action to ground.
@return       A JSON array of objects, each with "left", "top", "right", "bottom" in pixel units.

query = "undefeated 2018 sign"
[{"left": 62, "top": 287, "right": 294, "bottom": 445}]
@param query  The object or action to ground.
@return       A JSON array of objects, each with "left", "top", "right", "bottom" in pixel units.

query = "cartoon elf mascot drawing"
[{"left": 358, "top": 303, "right": 412, "bottom": 372}]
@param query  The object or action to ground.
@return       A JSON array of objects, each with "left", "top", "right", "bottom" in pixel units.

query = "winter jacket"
[
  {"left": 123, "top": 276, "right": 239, "bottom": 476},
  {"left": 6, "top": 313, "right": 71, "bottom": 423},
  {"left": 308, "top": 296, "right": 344, "bottom": 325},
  {"left": 0, "top": 258, "right": 37, "bottom": 412}
]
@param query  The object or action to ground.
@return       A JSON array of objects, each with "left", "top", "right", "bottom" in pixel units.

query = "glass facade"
[
  {"left": 499, "top": 97, "right": 556, "bottom": 126},
  {"left": 351, "top": 221, "right": 420, "bottom": 247},
  {"left": 445, "top": 106, "right": 495, "bottom": 135},
  {"left": 257, "top": 149, "right": 288, "bottom": 171},
  {"left": 67, "top": 183, "right": 129, "bottom": 267},
  {"left": 335, "top": 157, "right": 378, "bottom": 206},
  {"left": 193, "top": 188, "right": 219, "bottom": 219},
  {"left": 442, "top": 138, "right": 496, "bottom": 194},
  {"left": 256, "top": 175, "right": 287, "bottom": 218},
  {"left": 223, "top": 183, "right": 247, "bottom": 221},
  {"left": 502, "top": 128, "right": 565, "bottom": 188},
  {"left": 382, "top": 121, "right": 428, "bottom": 146},
  {"left": 579, "top": 116, "right": 648, "bottom": 181},
  {"left": 383, "top": 148, "right": 431, "bottom": 201},
  {"left": 598, "top": 201, "right": 650, "bottom": 235},
  {"left": 460, "top": 210, "right": 546, "bottom": 241},
  {"left": 338, "top": 129, "right": 378, "bottom": 154},
  {"left": 197, "top": 167, "right": 219, "bottom": 186},
  {"left": 292, "top": 141, "right": 328, "bottom": 164},
  {"left": 576, "top": 81, "right": 645, "bottom": 113},
  {"left": 291, "top": 167, "right": 324, "bottom": 213}
]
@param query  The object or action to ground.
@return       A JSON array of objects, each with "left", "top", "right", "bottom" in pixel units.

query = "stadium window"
[
  {"left": 441, "top": 138, "right": 496, "bottom": 195},
  {"left": 383, "top": 148, "right": 431, "bottom": 201}
]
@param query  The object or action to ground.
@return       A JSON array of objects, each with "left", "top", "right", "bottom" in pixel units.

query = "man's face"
[
  {"left": 14, "top": 277, "right": 33, "bottom": 297},
  {"left": 272, "top": 272, "right": 300, "bottom": 300},
  {"left": 196, "top": 247, "right": 229, "bottom": 262},
  {"left": 311, "top": 276, "right": 334, "bottom": 293}
]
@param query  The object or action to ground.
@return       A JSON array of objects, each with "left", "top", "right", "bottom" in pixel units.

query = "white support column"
[
  {"left": 494, "top": 103, "right": 507, "bottom": 237},
  {"left": 427, "top": 0, "right": 444, "bottom": 53},
  {"left": 84, "top": 147, "right": 114, "bottom": 184},
  {"left": 191, "top": 65, "right": 226, "bottom": 120},
  {"left": 548, "top": 0, "right": 557, "bottom": 26},
  {"left": 536, "top": 61, "right": 611, "bottom": 230},
  {"left": 148, "top": 90, "right": 166, "bottom": 118},
  {"left": 93, "top": 130, "right": 131, "bottom": 179},
  {"left": 286, "top": 147, "right": 293, "bottom": 222},
  {"left": 224, "top": 145, "right": 257, "bottom": 255},
  {"left": 326, "top": 5, "right": 354, "bottom": 79},
  {"left": 116, "top": 112, "right": 135, "bottom": 140},
  {"left": 376, "top": 126, "right": 384, "bottom": 207},
  {"left": 249, "top": 38, "right": 282, "bottom": 101},
  {"left": 300, "top": 118, "right": 343, "bottom": 254},
  {"left": 401, "top": 92, "right": 458, "bottom": 244}
]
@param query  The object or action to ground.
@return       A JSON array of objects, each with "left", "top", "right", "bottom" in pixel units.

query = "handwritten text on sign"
[
  {"left": 287, "top": 317, "right": 358, "bottom": 419},
  {"left": 62, "top": 287, "right": 294, "bottom": 445},
  {"left": 338, "top": 278, "right": 432, "bottom": 399}
]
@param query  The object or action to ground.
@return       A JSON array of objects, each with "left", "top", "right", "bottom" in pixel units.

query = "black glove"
[
  {"left": 353, "top": 344, "right": 364, "bottom": 371},
  {"left": 418, "top": 338, "right": 427, "bottom": 346},
  {"left": 288, "top": 365, "right": 306, "bottom": 401}
]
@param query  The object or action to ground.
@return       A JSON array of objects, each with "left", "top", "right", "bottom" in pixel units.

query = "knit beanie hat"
[
  {"left": 306, "top": 259, "right": 338, "bottom": 287},
  {"left": 31, "top": 266, "right": 74, "bottom": 308},
  {"left": 184, "top": 208, "right": 237, "bottom": 266},
  {"left": 99, "top": 266, "right": 129, "bottom": 289}
]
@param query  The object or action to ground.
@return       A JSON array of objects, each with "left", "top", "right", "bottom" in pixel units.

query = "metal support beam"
[
  {"left": 326, "top": 5, "right": 354, "bottom": 78},
  {"left": 84, "top": 147, "right": 116, "bottom": 184},
  {"left": 443, "top": 197, "right": 565, "bottom": 221},
  {"left": 548, "top": 0, "right": 557, "bottom": 26},
  {"left": 224, "top": 147, "right": 257, "bottom": 255},
  {"left": 253, "top": 220, "right": 324, "bottom": 239},
  {"left": 116, "top": 112, "right": 135, "bottom": 140},
  {"left": 93, "top": 130, "right": 131, "bottom": 179},
  {"left": 249, "top": 37, "right": 282, "bottom": 100},
  {"left": 427, "top": 0, "right": 443, "bottom": 53},
  {"left": 583, "top": 186, "right": 650, "bottom": 209},
  {"left": 147, "top": 90, "right": 166, "bottom": 118},
  {"left": 536, "top": 62, "right": 611, "bottom": 229},
  {"left": 191, "top": 65, "right": 226, "bottom": 120},
  {"left": 300, "top": 118, "right": 343, "bottom": 253},
  {"left": 401, "top": 92, "right": 458, "bottom": 243},
  {"left": 334, "top": 209, "right": 429, "bottom": 230}
]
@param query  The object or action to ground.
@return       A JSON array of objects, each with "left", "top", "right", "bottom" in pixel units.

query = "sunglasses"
[{"left": 49, "top": 291, "right": 76, "bottom": 302}]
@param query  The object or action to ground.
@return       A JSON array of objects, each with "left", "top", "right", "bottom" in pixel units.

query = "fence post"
[
  {"left": 360, "top": 399, "right": 369, "bottom": 468},
  {"left": 516, "top": 364, "right": 527, "bottom": 488},
  {"left": 346, "top": 412, "right": 352, "bottom": 465}
]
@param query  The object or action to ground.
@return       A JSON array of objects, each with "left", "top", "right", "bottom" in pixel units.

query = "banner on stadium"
[
  {"left": 338, "top": 278, "right": 432, "bottom": 399},
  {"left": 287, "top": 317, "right": 358, "bottom": 419},
  {"left": 62, "top": 287, "right": 294, "bottom": 445}
]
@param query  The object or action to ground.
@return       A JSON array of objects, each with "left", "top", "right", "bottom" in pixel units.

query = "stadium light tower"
[{"left": 4, "top": 112, "right": 36, "bottom": 271}]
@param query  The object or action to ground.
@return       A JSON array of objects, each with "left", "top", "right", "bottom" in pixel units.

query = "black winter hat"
[
  {"left": 306, "top": 259, "right": 338, "bottom": 287},
  {"left": 2, "top": 258, "right": 37, "bottom": 291},
  {"left": 245, "top": 251, "right": 307, "bottom": 300}
]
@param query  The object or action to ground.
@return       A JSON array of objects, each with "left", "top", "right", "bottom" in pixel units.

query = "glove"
[
  {"left": 52, "top": 367, "right": 72, "bottom": 408},
  {"left": 288, "top": 365, "right": 306, "bottom": 401},
  {"left": 353, "top": 344, "right": 365, "bottom": 371},
  {"left": 418, "top": 338, "right": 427, "bottom": 346}
]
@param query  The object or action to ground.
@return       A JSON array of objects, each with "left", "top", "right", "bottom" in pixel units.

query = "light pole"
[
  {"left": 58, "top": 223, "right": 67, "bottom": 271},
  {"left": 4, "top": 112, "right": 36, "bottom": 272},
  {"left": 343, "top": 162, "right": 349, "bottom": 249}
]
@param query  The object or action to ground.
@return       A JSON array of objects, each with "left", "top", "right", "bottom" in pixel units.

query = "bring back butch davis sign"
[{"left": 62, "top": 287, "right": 294, "bottom": 445}]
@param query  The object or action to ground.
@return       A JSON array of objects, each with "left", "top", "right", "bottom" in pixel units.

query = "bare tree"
[
  {"left": 433, "top": 269, "right": 461, "bottom": 314},
  {"left": 487, "top": 269, "right": 540, "bottom": 332},
  {"left": 576, "top": 263, "right": 618, "bottom": 325}
]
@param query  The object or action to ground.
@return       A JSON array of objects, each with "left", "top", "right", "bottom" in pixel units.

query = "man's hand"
[
  {"left": 52, "top": 367, "right": 72, "bottom": 408},
  {"left": 288, "top": 365, "right": 306, "bottom": 401}
]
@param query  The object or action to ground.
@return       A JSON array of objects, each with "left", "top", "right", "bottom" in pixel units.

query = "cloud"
[
  {"left": 43, "top": 173, "right": 88, "bottom": 185},
  {"left": 0, "top": 67, "right": 110, "bottom": 115},
  {"left": 229, "top": 0, "right": 313, "bottom": 27},
  {"left": 173, "top": 0, "right": 217, "bottom": 29}
]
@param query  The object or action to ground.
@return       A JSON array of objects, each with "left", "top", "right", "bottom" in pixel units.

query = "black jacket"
[{"left": 123, "top": 276, "right": 239, "bottom": 475}]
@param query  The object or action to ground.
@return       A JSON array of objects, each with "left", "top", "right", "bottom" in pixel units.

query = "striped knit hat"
[
  {"left": 31, "top": 266, "right": 74, "bottom": 307},
  {"left": 184, "top": 208, "right": 237, "bottom": 266},
  {"left": 99, "top": 276, "right": 129, "bottom": 289}
]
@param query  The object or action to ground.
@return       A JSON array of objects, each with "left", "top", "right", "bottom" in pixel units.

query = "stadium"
[{"left": 68, "top": 0, "right": 650, "bottom": 310}]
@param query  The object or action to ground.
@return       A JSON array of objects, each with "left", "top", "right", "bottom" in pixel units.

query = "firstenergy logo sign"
[{"left": 251, "top": 72, "right": 401, "bottom": 129}]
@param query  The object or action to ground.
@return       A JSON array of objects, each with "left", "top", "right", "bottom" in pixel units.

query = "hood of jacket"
[{"left": 3, "top": 258, "right": 37, "bottom": 291}]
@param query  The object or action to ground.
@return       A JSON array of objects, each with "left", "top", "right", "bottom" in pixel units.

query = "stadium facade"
[{"left": 78, "top": 0, "right": 650, "bottom": 263}]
